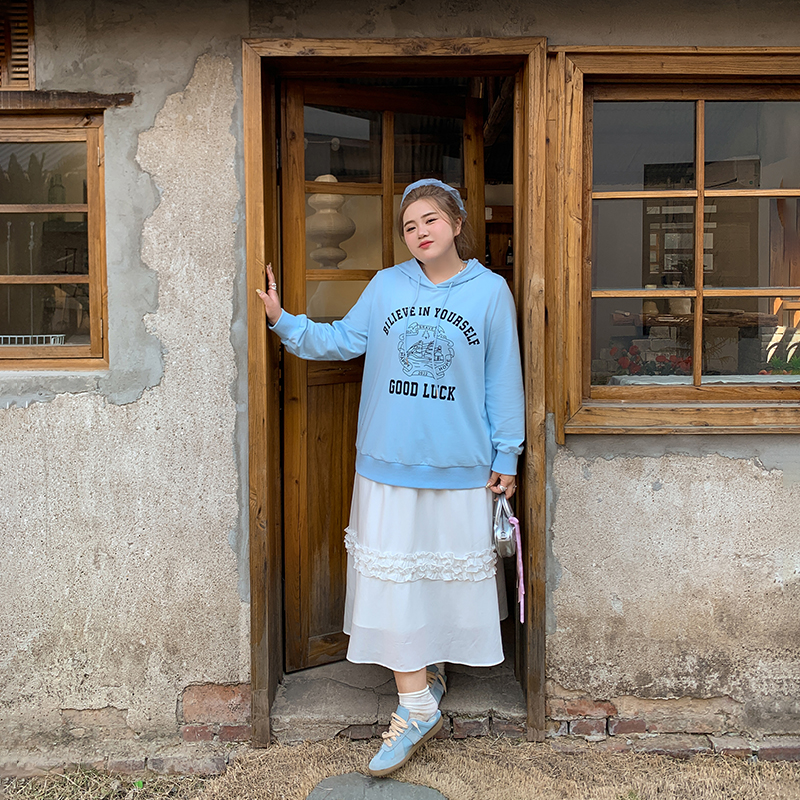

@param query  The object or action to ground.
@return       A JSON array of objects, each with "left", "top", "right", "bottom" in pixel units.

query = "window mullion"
[{"left": 693, "top": 99, "right": 705, "bottom": 386}]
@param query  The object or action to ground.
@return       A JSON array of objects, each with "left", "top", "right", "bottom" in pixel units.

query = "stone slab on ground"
[{"left": 307, "top": 772, "right": 446, "bottom": 799}]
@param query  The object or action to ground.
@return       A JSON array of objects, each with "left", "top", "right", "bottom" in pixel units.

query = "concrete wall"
[{"left": 2, "top": 0, "right": 800, "bottom": 752}]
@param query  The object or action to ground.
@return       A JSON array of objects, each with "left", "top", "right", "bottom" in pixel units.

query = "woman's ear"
[{"left": 454, "top": 217, "right": 463, "bottom": 236}]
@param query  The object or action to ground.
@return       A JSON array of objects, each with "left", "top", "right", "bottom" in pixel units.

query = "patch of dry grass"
[
  {"left": 1, "top": 769, "right": 206, "bottom": 800},
  {"left": 4, "top": 740, "right": 800, "bottom": 800},
  {"left": 198, "top": 738, "right": 800, "bottom": 800}
]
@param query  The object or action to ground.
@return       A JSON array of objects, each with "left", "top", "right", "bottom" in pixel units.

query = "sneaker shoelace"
[
  {"left": 382, "top": 712, "right": 420, "bottom": 747},
  {"left": 426, "top": 670, "right": 446, "bottom": 695}
]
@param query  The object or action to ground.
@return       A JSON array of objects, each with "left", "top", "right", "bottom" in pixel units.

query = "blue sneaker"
[
  {"left": 368, "top": 705, "right": 443, "bottom": 777},
  {"left": 426, "top": 665, "right": 447, "bottom": 705}
]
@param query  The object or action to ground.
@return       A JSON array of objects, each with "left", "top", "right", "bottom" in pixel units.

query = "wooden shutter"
[{"left": 0, "top": 0, "right": 34, "bottom": 89}]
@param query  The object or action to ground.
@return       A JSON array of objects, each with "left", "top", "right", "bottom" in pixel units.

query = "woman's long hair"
[{"left": 397, "top": 184, "right": 477, "bottom": 261}]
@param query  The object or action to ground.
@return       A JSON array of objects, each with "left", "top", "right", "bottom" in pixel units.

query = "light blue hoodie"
[{"left": 270, "top": 258, "right": 524, "bottom": 489}]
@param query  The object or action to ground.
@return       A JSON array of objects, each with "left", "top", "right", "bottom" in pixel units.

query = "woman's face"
[{"left": 402, "top": 198, "right": 462, "bottom": 263}]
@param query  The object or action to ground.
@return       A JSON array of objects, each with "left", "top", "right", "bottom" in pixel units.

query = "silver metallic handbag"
[{"left": 493, "top": 494, "right": 517, "bottom": 558}]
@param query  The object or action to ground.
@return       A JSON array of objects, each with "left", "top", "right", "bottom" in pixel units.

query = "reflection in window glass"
[
  {"left": 305, "top": 193, "right": 381, "bottom": 271},
  {"left": 592, "top": 199, "right": 695, "bottom": 289},
  {"left": 706, "top": 102, "right": 800, "bottom": 190},
  {"left": 306, "top": 280, "right": 369, "bottom": 322},
  {"left": 702, "top": 296, "right": 800, "bottom": 380},
  {"left": 0, "top": 214, "right": 88, "bottom": 275},
  {"left": 304, "top": 106, "right": 382, "bottom": 182},
  {"left": 0, "top": 283, "right": 90, "bottom": 345},
  {"left": 0, "top": 142, "right": 87, "bottom": 204},
  {"left": 592, "top": 297, "right": 694, "bottom": 385},
  {"left": 593, "top": 102, "right": 695, "bottom": 191},
  {"left": 395, "top": 114, "right": 463, "bottom": 186},
  {"left": 704, "top": 197, "right": 800, "bottom": 288}
]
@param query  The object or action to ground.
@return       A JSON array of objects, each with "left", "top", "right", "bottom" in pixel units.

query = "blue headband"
[{"left": 401, "top": 179, "right": 467, "bottom": 221}]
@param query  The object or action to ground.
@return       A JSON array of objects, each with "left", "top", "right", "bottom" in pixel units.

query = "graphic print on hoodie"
[{"left": 270, "top": 258, "right": 525, "bottom": 490}]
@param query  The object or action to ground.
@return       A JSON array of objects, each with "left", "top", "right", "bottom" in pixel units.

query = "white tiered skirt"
[{"left": 343, "top": 474, "right": 506, "bottom": 672}]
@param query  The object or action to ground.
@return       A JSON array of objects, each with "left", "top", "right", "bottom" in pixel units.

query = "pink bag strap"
[{"left": 508, "top": 512, "right": 525, "bottom": 623}]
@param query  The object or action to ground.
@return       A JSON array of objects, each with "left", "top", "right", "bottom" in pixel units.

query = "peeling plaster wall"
[
  {"left": 1, "top": 2, "right": 249, "bottom": 746},
  {"left": 549, "top": 437, "right": 800, "bottom": 735}
]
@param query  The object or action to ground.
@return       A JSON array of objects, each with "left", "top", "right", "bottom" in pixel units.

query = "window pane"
[
  {"left": 0, "top": 283, "right": 90, "bottom": 345},
  {"left": 0, "top": 213, "right": 88, "bottom": 275},
  {"left": 702, "top": 296, "right": 800, "bottom": 380},
  {"left": 592, "top": 297, "right": 694, "bottom": 385},
  {"left": 0, "top": 142, "right": 87, "bottom": 204},
  {"left": 704, "top": 197, "right": 800, "bottom": 288},
  {"left": 306, "top": 193, "right": 381, "bottom": 270},
  {"left": 395, "top": 114, "right": 463, "bottom": 186},
  {"left": 593, "top": 102, "right": 695, "bottom": 191},
  {"left": 706, "top": 102, "right": 800, "bottom": 190},
  {"left": 593, "top": 199, "right": 695, "bottom": 289},
  {"left": 306, "top": 280, "right": 369, "bottom": 322},
  {"left": 393, "top": 193, "right": 411, "bottom": 263},
  {"left": 304, "top": 106, "right": 382, "bottom": 183}
]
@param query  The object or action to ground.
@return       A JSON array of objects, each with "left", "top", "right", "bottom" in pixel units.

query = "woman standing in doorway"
[{"left": 257, "top": 179, "right": 524, "bottom": 776}]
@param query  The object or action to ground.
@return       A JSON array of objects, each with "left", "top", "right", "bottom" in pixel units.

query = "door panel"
[{"left": 282, "top": 81, "right": 484, "bottom": 672}]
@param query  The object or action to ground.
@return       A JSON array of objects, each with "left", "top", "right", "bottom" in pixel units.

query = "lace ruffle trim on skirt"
[{"left": 344, "top": 528, "right": 496, "bottom": 583}]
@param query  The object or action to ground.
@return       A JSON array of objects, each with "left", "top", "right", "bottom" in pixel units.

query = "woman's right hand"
[{"left": 256, "top": 262, "right": 282, "bottom": 326}]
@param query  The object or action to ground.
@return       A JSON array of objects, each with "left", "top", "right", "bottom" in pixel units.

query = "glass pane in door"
[{"left": 304, "top": 106, "right": 382, "bottom": 182}]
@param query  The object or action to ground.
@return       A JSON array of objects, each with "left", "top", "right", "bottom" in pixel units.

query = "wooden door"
[{"left": 282, "top": 81, "right": 485, "bottom": 671}]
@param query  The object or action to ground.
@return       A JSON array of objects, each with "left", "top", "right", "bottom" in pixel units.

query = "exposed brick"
[
  {"left": 709, "top": 736, "right": 754, "bottom": 759},
  {"left": 609, "top": 718, "right": 647, "bottom": 736},
  {"left": 452, "top": 717, "right": 490, "bottom": 739},
  {"left": 492, "top": 719, "right": 526, "bottom": 739},
  {"left": 181, "top": 725, "right": 215, "bottom": 742},
  {"left": 105, "top": 758, "right": 147, "bottom": 775},
  {"left": 595, "top": 738, "right": 632, "bottom": 753},
  {"left": 181, "top": 683, "right": 251, "bottom": 725},
  {"left": 339, "top": 724, "right": 374, "bottom": 740},
  {"left": 147, "top": 755, "right": 227, "bottom": 775},
  {"left": 632, "top": 734, "right": 712, "bottom": 759},
  {"left": 61, "top": 707, "right": 136, "bottom": 740},
  {"left": 435, "top": 717, "right": 452, "bottom": 739},
  {"left": 545, "top": 719, "right": 569, "bottom": 738},
  {"left": 547, "top": 697, "right": 617, "bottom": 720},
  {"left": 219, "top": 725, "right": 251, "bottom": 743},
  {"left": 757, "top": 737, "right": 800, "bottom": 762},
  {"left": 569, "top": 718, "right": 607, "bottom": 740},
  {"left": 612, "top": 696, "right": 738, "bottom": 735}
]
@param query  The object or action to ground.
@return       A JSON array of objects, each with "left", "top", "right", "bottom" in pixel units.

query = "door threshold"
[{"left": 270, "top": 657, "right": 526, "bottom": 743}]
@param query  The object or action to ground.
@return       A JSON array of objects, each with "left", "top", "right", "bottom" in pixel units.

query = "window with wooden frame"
[
  {"left": 0, "top": 113, "right": 107, "bottom": 367},
  {"left": 1, "top": 0, "right": 34, "bottom": 90},
  {"left": 553, "top": 51, "right": 800, "bottom": 434}
]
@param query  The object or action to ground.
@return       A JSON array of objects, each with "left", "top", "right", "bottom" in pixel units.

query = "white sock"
[{"left": 398, "top": 687, "right": 438, "bottom": 721}]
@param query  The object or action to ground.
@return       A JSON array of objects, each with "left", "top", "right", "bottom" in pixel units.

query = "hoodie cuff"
[
  {"left": 491, "top": 450, "right": 519, "bottom": 476},
  {"left": 269, "top": 308, "right": 295, "bottom": 337}
]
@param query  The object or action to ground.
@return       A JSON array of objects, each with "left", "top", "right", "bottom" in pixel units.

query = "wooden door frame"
[{"left": 244, "top": 36, "right": 548, "bottom": 745}]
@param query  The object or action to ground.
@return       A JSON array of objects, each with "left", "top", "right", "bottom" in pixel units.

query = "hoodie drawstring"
[{"left": 403, "top": 271, "right": 423, "bottom": 367}]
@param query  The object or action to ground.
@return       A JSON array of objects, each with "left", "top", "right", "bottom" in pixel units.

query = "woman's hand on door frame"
[
  {"left": 256, "top": 262, "right": 283, "bottom": 326},
  {"left": 487, "top": 472, "right": 517, "bottom": 500}
]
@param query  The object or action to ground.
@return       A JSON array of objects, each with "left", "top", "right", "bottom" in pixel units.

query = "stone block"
[
  {"left": 648, "top": 326, "right": 672, "bottom": 337},
  {"left": 218, "top": 725, "right": 251, "bottom": 742},
  {"left": 609, "top": 718, "right": 647, "bottom": 736},
  {"left": 709, "top": 736, "right": 754, "bottom": 758},
  {"left": 106, "top": 757, "right": 148, "bottom": 775},
  {"left": 757, "top": 737, "right": 800, "bottom": 761},
  {"left": 147, "top": 754, "right": 226, "bottom": 775},
  {"left": 181, "top": 683, "right": 251, "bottom": 725},
  {"left": 648, "top": 338, "right": 678, "bottom": 352},
  {"left": 546, "top": 719, "right": 569, "bottom": 738},
  {"left": 569, "top": 718, "right": 607, "bottom": 740},
  {"left": 547, "top": 697, "right": 617, "bottom": 720},
  {"left": 339, "top": 724, "right": 375, "bottom": 740},
  {"left": 181, "top": 724, "right": 215, "bottom": 742},
  {"left": 435, "top": 717, "right": 451, "bottom": 739},
  {"left": 452, "top": 717, "right": 489, "bottom": 739},
  {"left": 595, "top": 738, "right": 632, "bottom": 753},
  {"left": 631, "top": 734, "right": 712, "bottom": 758},
  {"left": 492, "top": 719, "right": 526, "bottom": 738}
]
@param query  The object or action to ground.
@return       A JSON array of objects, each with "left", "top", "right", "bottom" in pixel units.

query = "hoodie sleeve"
[
  {"left": 484, "top": 281, "right": 525, "bottom": 475},
  {"left": 269, "top": 279, "right": 374, "bottom": 361}
]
